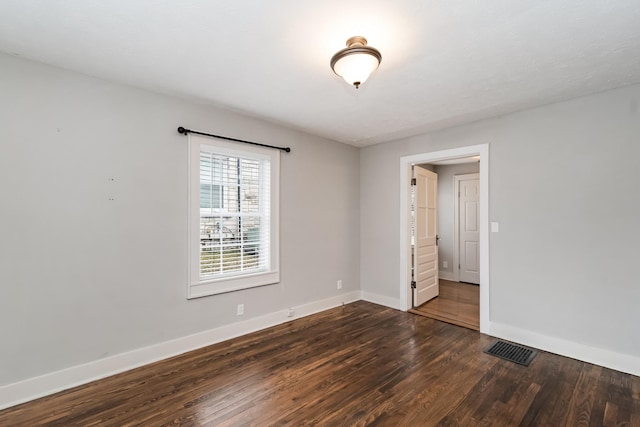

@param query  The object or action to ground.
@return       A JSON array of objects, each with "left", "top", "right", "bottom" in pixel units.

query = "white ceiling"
[{"left": 1, "top": 1, "right": 640, "bottom": 147}]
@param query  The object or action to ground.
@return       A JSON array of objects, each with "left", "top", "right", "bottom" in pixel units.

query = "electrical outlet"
[
  {"left": 287, "top": 308, "right": 295, "bottom": 317},
  {"left": 237, "top": 304, "right": 244, "bottom": 316},
  {"left": 337, "top": 279, "right": 342, "bottom": 290},
  {"left": 443, "top": 261, "right": 448, "bottom": 269}
]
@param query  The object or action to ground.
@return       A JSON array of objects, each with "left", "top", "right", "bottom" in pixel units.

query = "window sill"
[{"left": 187, "top": 270, "right": 280, "bottom": 299}]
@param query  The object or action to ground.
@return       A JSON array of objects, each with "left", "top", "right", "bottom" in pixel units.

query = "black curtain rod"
[{"left": 177, "top": 127, "right": 291, "bottom": 153}]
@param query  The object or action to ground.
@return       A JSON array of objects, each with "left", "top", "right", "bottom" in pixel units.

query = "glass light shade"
[
  {"left": 332, "top": 53, "right": 380, "bottom": 88},
  {"left": 330, "top": 36, "right": 382, "bottom": 88}
]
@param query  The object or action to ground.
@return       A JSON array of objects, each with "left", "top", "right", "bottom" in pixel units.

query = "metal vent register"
[{"left": 484, "top": 340, "right": 537, "bottom": 366}]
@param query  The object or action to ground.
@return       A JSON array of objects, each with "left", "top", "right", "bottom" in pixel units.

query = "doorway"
[
  {"left": 399, "top": 144, "right": 490, "bottom": 333},
  {"left": 411, "top": 162, "right": 480, "bottom": 329}
]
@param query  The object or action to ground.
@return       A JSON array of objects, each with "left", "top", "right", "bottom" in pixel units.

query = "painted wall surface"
[
  {"left": 0, "top": 53, "right": 360, "bottom": 386},
  {"left": 431, "top": 162, "right": 480, "bottom": 276},
  {"left": 361, "top": 83, "right": 640, "bottom": 358}
]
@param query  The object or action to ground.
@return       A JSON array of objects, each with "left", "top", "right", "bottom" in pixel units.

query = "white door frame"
[
  {"left": 399, "top": 144, "right": 490, "bottom": 334},
  {"left": 453, "top": 173, "right": 480, "bottom": 283}
]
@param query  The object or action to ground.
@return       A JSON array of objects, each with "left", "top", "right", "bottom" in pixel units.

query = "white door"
[
  {"left": 413, "top": 166, "right": 439, "bottom": 306},
  {"left": 458, "top": 175, "right": 480, "bottom": 284}
]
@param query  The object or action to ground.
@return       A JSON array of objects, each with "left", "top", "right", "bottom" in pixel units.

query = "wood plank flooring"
[
  {"left": 1, "top": 301, "right": 639, "bottom": 426},
  {"left": 410, "top": 279, "right": 480, "bottom": 330}
]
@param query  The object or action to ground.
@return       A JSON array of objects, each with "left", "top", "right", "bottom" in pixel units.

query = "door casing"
[{"left": 399, "top": 144, "right": 490, "bottom": 333}]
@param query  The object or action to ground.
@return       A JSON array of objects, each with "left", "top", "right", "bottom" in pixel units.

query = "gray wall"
[
  {"left": 0, "top": 53, "right": 360, "bottom": 386},
  {"left": 361, "top": 83, "right": 640, "bottom": 358},
  {"left": 429, "top": 162, "right": 480, "bottom": 276}
]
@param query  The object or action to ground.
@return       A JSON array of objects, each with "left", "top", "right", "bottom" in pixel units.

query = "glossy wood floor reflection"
[
  {"left": 2, "top": 301, "right": 639, "bottom": 426},
  {"left": 410, "top": 279, "right": 480, "bottom": 330}
]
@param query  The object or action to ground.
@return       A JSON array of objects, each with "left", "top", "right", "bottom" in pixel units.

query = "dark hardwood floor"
[
  {"left": 410, "top": 279, "right": 480, "bottom": 330},
  {"left": 1, "top": 301, "right": 639, "bottom": 426}
]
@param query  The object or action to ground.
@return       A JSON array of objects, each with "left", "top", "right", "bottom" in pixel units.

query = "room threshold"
[{"left": 409, "top": 279, "right": 479, "bottom": 331}]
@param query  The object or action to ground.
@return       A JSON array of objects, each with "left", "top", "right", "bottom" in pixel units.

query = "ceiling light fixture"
[{"left": 330, "top": 36, "right": 382, "bottom": 89}]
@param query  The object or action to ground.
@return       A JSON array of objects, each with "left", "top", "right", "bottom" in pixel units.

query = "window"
[{"left": 188, "top": 135, "right": 279, "bottom": 298}]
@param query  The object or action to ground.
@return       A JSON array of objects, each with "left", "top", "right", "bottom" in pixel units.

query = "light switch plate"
[{"left": 491, "top": 222, "right": 499, "bottom": 233}]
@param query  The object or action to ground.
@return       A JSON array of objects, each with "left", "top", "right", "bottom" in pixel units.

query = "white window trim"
[{"left": 187, "top": 134, "right": 280, "bottom": 299}]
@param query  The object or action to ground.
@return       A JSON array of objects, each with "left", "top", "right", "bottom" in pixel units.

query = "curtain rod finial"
[{"left": 177, "top": 126, "right": 188, "bottom": 135}]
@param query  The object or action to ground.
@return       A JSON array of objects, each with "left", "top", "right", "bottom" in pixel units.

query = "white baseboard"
[
  {"left": 489, "top": 322, "right": 640, "bottom": 377},
  {"left": 360, "top": 291, "right": 401, "bottom": 310},
  {"left": 0, "top": 291, "right": 361, "bottom": 411},
  {"left": 439, "top": 271, "right": 454, "bottom": 281}
]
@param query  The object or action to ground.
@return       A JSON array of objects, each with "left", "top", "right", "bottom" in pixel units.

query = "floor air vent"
[{"left": 483, "top": 340, "right": 537, "bottom": 366}]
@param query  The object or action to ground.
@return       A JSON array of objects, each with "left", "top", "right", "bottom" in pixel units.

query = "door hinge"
[
  {"left": 411, "top": 178, "right": 416, "bottom": 186},
  {"left": 411, "top": 281, "right": 416, "bottom": 289}
]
